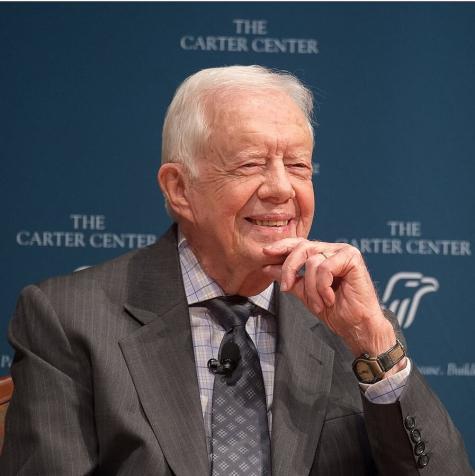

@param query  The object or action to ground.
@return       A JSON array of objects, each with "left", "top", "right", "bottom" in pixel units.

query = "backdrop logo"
[
  {"left": 337, "top": 220, "right": 471, "bottom": 256},
  {"left": 16, "top": 214, "right": 158, "bottom": 250},
  {"left": 180, "top": 18, "right": 319, "bottom": 55},
  {"left": 382, "top": 272, "right": 439, "bottom": 329}
]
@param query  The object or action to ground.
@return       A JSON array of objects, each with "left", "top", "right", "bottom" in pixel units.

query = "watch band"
[{"left": 378, "top": 339, "right": 406, "bottom": 371}]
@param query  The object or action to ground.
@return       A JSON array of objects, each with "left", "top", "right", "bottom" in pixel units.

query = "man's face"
[{"left": 182, "top": 88, "right": 315, "bottom": 291}]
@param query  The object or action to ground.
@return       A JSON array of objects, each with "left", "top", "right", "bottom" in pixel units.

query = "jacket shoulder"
[{"left": 30, "top": 224, "right": 179, "bottom": 307}]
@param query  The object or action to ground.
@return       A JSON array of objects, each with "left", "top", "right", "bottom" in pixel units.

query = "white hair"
[{"left": 161, "top": 65, "right": 314, "bottom": 177}]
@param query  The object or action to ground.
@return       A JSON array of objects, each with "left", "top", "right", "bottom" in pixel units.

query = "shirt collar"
[{"left": 177, "top": 229, "right": 275, "bottom": 314}]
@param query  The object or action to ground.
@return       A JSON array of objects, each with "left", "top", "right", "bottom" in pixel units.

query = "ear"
[{"left": 158, "top": 163, "right": 194, "bottom": 221}]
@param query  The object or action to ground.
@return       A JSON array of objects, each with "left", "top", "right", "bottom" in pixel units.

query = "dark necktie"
[{"left": 204, "top": 296, "right": 271, "bottom": 476}]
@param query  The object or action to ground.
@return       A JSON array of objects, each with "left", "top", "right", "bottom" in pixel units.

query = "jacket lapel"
[
  {"left": 271, "top": 292, "right": 335, "bottom": 476},
  {"left": 118, "top": 226, "right": 209, "bottom": 476}
]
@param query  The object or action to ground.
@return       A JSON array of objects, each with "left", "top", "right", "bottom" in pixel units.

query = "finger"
[
  {"left": 303, "top": 254, "right": 328, "bottom": 312},
  {"left": 265, "top": 238, "right": 347, "bottom": 252},
  {"left": 287, "top": 276, "right": 305, "bottom": 301},
  {"left": 317, "top": 244, "right": 363, "bottom": 279},
  {"left": 280, "top": 241, "right": 346, "bottom": 291},
  {"left": 262, "top": 265, "right": 306, "bottom": 301},
  {"left": 262, "top": 237, "right": 306, "bottom": 256},
  {"left": 279, "top": 241, "right": 318, "bottom": 290},
  {"left": 315, "top": 265, "right": 336, "bottom": 307},
  {"left": 314, "top": 245, "right": 364, "bottom": 304}
]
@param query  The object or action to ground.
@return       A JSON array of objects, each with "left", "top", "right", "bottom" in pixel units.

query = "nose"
[{"left": 257, "top": 161, "right": 295, "bottom": 203}]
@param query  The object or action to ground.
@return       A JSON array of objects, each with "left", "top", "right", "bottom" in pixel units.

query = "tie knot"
[{"left": 203, "top": 296, "right": 255, "bottom": 331}]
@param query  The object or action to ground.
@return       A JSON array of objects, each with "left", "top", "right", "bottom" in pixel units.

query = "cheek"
[
  {"left": 227, "top": 181, "right": 261, "bottom": 213},
  {"left": 202, "top": 186, "right": 256, "bottom": 229},
  {"left": 188, "top": 187, "right": 225, "bottom": 228},
  {"left": 296, "top": 183, "right": 315, "bottom": 224}
]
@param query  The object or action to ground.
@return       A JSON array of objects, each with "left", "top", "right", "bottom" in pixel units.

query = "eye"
[
  {"left": 240, "top": 161, "right": 265, "bottom": 169},
  {"left": 285, "top": 161, "right": 313, "bottom": 178},
  {"left": 287, "top": 162, "right": 311, "bottom": 170}
]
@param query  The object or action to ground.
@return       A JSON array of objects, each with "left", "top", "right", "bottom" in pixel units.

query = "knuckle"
[
  {"left": 345, "top": 244, "right": 362, "bottom": 260},
  {"left": 284, "top": 262, "right": 299, "bottom": 274},
  {"left": 316, "top": 260, "right": 330, "bottom": 274},
  {"left": 307, "top": 255, "right": 322, "bottom": 267},
  {"left": 294, "top": 240, "right": 311, "bottom": 254}
]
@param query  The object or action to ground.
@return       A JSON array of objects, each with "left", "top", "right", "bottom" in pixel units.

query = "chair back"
[{"left": 0, "top": 376, "right": 14, "bottom": 453}]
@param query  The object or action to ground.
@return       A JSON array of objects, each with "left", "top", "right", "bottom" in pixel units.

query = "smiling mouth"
[{"left": 246, "top": 218, "right": 291, "bottom": 227}]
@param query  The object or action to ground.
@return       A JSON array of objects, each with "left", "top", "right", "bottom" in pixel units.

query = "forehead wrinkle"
[
  {"left": 208, "top": 88, "right": 299, "bottom": 127},
  {"left": 203, "top": 89, "right": 312, "bottom": 164}
]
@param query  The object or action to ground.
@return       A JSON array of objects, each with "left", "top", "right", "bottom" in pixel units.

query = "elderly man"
[{"left": 1, "top": 66, "right": 472, "bottom": 475}]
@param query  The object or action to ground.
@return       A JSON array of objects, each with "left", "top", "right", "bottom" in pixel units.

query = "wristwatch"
[{"left": 352, "top": 339, "right": 406, "bottom": 384}]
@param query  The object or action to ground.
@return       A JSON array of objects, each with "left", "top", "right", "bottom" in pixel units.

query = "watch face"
[{"left": 354, "top": 360, "right": 375, "bottom": 384}]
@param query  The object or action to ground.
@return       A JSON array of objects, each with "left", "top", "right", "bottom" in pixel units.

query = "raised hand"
[{"left": 262, "top": 238, "right": 400, "bottom": 359}]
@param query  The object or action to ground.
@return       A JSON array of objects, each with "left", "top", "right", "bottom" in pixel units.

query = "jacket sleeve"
[
  {"left": 0, "top": 284, "right": 97, "bottom": 475},
  {"left": 362, "top": 311, "right": 474, "bottom": 475}
]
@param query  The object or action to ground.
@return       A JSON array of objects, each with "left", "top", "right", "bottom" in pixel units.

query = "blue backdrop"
[{"left": 1, "top": 2, "right": 474, "bottom": 464}]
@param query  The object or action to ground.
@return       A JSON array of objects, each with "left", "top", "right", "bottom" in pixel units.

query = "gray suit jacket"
[{"left": 1, "top": 226, "right": 473, "bottom": 475}]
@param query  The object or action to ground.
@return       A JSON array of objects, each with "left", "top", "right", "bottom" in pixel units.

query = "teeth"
[{"left": 253, "top": 219, "right": 289, "bottom": 227}]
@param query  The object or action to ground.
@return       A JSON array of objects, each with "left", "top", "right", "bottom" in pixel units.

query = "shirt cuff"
[{"left": 359, "top": 358, "right": 412, "bottom": 404}]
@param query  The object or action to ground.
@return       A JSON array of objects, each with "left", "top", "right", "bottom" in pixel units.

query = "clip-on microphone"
[{"left": 208, "top": 341, "right": 240, "bottom": 375}]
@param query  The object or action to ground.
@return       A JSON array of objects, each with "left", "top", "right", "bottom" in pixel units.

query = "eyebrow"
[{"left": 234, "top": 148, "right": 311, "bottom": 159}]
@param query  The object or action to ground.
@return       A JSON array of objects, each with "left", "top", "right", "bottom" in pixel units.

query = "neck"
[
  {"left": 180, "top": 228, "right": 273, "bottom": 297},
  {"left": 199, "top": 253, "right": 274, "bottom": 296}
]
